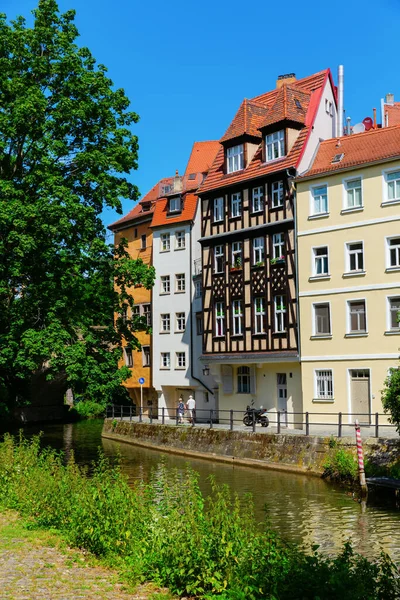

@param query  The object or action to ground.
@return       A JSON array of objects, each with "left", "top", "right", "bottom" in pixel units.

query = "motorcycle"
[{"left": 243, "top": 405, "right": 269, "bottom": 427}]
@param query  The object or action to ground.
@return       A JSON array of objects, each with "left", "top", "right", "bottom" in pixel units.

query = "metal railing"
[{"left": 105, "top": 406, "right": 397, "bottom": 438}]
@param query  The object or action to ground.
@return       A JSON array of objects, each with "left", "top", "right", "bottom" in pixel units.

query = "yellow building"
[
  {"left": 296, "top": 125, "right": 400, "bottom": 424},
  {"left": 108, "top": 179, "right": 172, "bottom": 412}
]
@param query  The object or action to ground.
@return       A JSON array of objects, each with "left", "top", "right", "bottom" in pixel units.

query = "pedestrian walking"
[
  {"left": 187, "top": 395, "right": 196, "bottom": 426},
  {"left": 177, "top": 395, "right": 185, "bottom": 424}
]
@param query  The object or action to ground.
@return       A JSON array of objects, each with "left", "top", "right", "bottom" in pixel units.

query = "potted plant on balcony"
[
  {"left": 270, "top": 255, "right": 285, "bottom": 266},
  {"left": 254, "top": 260, "right": 265, "bottom": 268},
  {"left": 231, "top": 257, "right": 242, "bottom": 271}
]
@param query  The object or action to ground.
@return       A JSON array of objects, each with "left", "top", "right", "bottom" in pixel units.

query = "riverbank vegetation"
[
  {"left": 323, "top": 438, "right": 358, "bottom": 482},
  {"left": 0, "top": 435, "right": 398, "bottom": 600}
]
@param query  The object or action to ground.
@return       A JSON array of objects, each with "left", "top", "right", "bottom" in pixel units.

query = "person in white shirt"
[{"left": 186, "top": 395, "right": 196, "bottom": 426}]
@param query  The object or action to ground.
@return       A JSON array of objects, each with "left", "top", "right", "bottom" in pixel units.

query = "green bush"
[
  {"left": 323, "top": 446, "right": 358, "bottom": 482},
  {"left": 382, "top": 368, "right": 400, "bottom": 433},
  {"left": 73, "top": 400, "right": 106, "bottom": 419},
  {"left": 0, "top": 434, "right": 398, "bottom": 599}
]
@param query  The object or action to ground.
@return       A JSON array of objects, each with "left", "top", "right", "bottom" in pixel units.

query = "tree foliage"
[
  {"left": 382, "top": 368, "right": 400, "bottom": 433},
  {"left": 0, "top": 0, "right": 154, "bottom": 411}
]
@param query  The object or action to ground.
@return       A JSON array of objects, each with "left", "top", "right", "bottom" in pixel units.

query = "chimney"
[
  {"left": 337, "top": 65, "right": 344, "bottom": 137},
  {"left": 276, "top": 73, "right": 296, "bottom": 89},
  {"left": 385, "top": 93, "right": 395, "bottom": 105},
  {"left": 173, "top": 169, "right": 183, "bottom": 193}
]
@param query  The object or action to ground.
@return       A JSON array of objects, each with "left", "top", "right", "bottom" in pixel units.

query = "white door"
[
  {"left": 350, "top": 370, "right": 370, "bottom": 424},
  {"left": 277, "top": 373, "right": 288, "bottom": 426}
]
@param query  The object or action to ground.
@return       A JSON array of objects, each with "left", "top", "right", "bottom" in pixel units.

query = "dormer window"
[
  {"left": 169, "top": 197, "right": 181, "bottom": 213},
  {"left": 265, "top": 130, "right": 285, "bottom": 162},
  {"left": 141, "top": 202, "right": 151, "bottom": 212},
  {"left": 227, "top": 144, "right": 244, "bottom": 173}
]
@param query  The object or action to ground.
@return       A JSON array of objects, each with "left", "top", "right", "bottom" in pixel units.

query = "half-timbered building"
[{"left": 198, "top": 70, "right": 338, "bottom": 421}]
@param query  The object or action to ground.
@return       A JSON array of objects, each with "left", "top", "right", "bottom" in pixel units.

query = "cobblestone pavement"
[{"left": 0, "top": 512, "right": 173, "bottom": 600}]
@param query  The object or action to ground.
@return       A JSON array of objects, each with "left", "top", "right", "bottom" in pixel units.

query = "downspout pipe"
[{"left": 337, "top": 65, "right": 344, "bottom": 137}]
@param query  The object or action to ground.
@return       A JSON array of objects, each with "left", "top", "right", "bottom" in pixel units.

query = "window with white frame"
[
  {"left": 161, "top": 352, "right": 170, "bottom": 369},
  {"left": 161, "top": 275, "right": 170, "bottom": 294},
  {"left": 142, "top": 346, "right": 151, "bottom": 367},
  {"left": 124, "top": 346, "right": 133, "bottom": 367},
  {"left": 237, "top": 366, "right": 250, "bottom": 393},
  {"left": 313, "top": 246, "right": 329, "bottom": 276},
  {"left": 252, "top": 187, "right": 263, "bottom": 212},
  {"left": 254, "top": 297, "right": 265, "bottom": 334},
  {"left": 311, "top": 185, "right": 328, "bottom": 215},
  {"left": 142, "top": 304, "right": 151, "bottom": 326},
  {"left": 176, "top": 352, "right": 186, "bottom": 369},
  {"left": 215, "top": 302, "right": 225, "bottom": 336},
  {"left": 274, "top": 295, "right": 286, "bottom": 332},
  {"left": 388, "top": 297, "right": 400, "bottom": 330},
  {"left": 231, "top": 192, "right": 242, "bottom": 218},
  {"left": 387, "top": 237, "right": 400, "bottom": 268},
  {"left": 348, "top": 300, "right": 366, "bottom": 333},
  {"left": 231, "top": 241, "right": 242, "bottom": 268},
  {"left": 160, "top": 313, "right": 170, "bottom": 332},
  {"left": 227, "top": 144, "right": 244, "bottom": 173},
  {"left": 346, "top": 242, "right": 364, "bottom": 272},
  {"left": 315, "top": 370, "right": 333, "bottom": 399},
  {"left": 232, "top": 300, "right": 243, "bottom": 336},
  {"left": 176, "top": 312, "right": 185, "bottom": 332},
  {"left": 194, "top": 280, "right": 202, "bottom": 298},
  {"left": 272, "top": 233, "right": 285, "bottom": 260},
  {"left": 214, "top": 245, "right": 224, "bottom": 273},
  {"left": 161, "top": 233, "right": 170, "bottom": 252},
  {"left": 386, "top": 170, "right": 400, "bottom": 202},
  {"left": 344, "top": 178, "right": 362, "bottom": 209},
  {"left": 313, "top": 303, "right": 331, "bottom": 336},
  {"left": 253, "top": 237, "right": 264, "bottom": 265},
  {"left": 214, "top": 197, "right": 224, "bottom": 222},
  {"left": 265, "top": 130, "right": 284, "bottom": 161},
  {"left": 169, "top": 197, "right": 181, "bottom": 213},
  {"left": 175, "top": 230, "right": 185, "bottom": 249},
  {"left": 272, "top": 181, "right": 284, "bottom": 208},
  {"left": 175, "top": 273, "right": 185, "bottom": 292}
]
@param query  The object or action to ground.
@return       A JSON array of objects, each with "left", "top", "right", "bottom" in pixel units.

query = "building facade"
[{"left": 297, "top": 124, "right": 400, "bottom": 424}]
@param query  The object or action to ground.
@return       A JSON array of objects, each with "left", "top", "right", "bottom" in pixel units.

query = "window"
[
  {"left": 345, "top": 178, "right": 362, "bottom": 209},
  {"left": 169, "top": 197, "right": 181, "bottom": 213},
  {"left": 231, "top": 192, "right": 242, "bottom": 218},
  {"left": 388, "top": 297, "right": 400, "bottom": 330},
  {"left": 141, "top": 234, "right": 146, "bottom": 249},
  {"left": 124, "top": 347, "right": 133, "bottom": 367},
  {"left": 313, "top": 303, "right": 331, "bottom": 336},
  {"left": 142, "top": 304, "right": 151, "bottom": 326},
  {"left": 386, "top": 170, "right": 400, "bottom": 202},
  {"left": 134, "top": 228, "right": 138, "bottom": 238},
  {"left": 232, "top": 300, "right": 243, "bottom": 336},
  {"left": 311, "top": 185, "right": 328, "bottom": 215},
  {"left": 266, "top": 130, "right": 285, "bottom": 161},
  {"left": 348, "top": 300, "right": 366, "bottom": 333},
  {"left": 313, "top": 246, "right": 329, "bottom": 276},
  {"left": 161, "top": 352, "right": 170, "bottom": 369},
  {"left": 132, "top": 305, "right": 140, "bottom": 318},
  {"left": 214, "top": 197, "right": 224, "bottom": 222},
  {"left": 238, "top": 366, "right": 250, "bottom": 393},
  {"left": 161, "top": 233, "right": 170, "bottom": 251},
  {"left": 214, "top": 245, "right": 224, "bottom": 273},
  {"left": 272, "top": 181, "right": 284, "bottom": 208},
  {"left": 253, "top": 237, "right": 264, "bottom": 265},
  {"left": 315, "top": 370, "right": 333, "bottom": 399},
  {"left": 142, "top": 346, "right": 151, "bottom": 367},
  {"left": 175, "top": 273, "right": 185, "bottom": 292},
  {"left": 121, "top": 305, "right": 128, "bottom": 323},
  {"left": 176, "top": 352, "right": 186, "bottom": 369},
  {"left": 254, "top": 297, "right": 265, "bottom": 334},
  {"left": 176, "top": 312, "right": 185, "bottom": 332},
  {"left": 272, "top": 233, "right": 285, "bottom": 260},
  {"left": 175, "top": 231, "right": 185, "bottom": 249},
  {"left": 231, "top": 241, "right": 242, "bottom": 268},
  {"left": 346, "top": 242, "right": 364, "bottom": 272},
  {"left": 194, "top": 280, "right": 202, "bottom": 299},
  {"left": 196, "top": 313, "right": 203, "bottom": 335},
  {"left": 252, "top": 187, "right": 263, "bottom": 212},
  {"left": 227, "top": 144, "right": 244, "bottom": 173},
  {"left": 274, "top": 295, "right": 286, "bottom": 333},
  {"left": 161, "top": 275, "right": 170, "bottom": 294},
  {"left": 160, "top": 313, "right": 170, "bottom": 332},
  {"left": 215, "top": 302, "right": 225, "bottom": 336},
  {"left": 387, "top": 237, "right": 400, "bottom": 268}
]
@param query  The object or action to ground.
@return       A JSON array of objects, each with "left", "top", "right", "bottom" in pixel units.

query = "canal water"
[{"left": 13, "top": 419, "right": 400, "bottom": 562}]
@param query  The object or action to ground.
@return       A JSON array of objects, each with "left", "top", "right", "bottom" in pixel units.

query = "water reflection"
[{"left": 13, "top": 420, "right": 400, "bottom": 562}]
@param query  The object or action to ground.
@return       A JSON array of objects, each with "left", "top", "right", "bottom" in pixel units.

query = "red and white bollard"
[{"left": 355, "top": 419, "right": 368, "bottom": 498}]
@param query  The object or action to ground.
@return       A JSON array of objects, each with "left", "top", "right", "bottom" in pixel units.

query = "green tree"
[
  {"left": 0, "top": 0, "right": 154, "bottom": 413},
  {"left": 382, "top": 367, "right": 400, "bottom": 433}
]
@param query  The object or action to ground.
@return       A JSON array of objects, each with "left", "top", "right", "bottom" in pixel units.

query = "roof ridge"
[{"left": 318, "top": 123, "right": 400, "bottom": 146}]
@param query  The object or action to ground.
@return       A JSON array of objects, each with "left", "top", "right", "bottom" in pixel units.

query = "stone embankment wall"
[{"left": 102, "top": 420, "right": 400, "bottom": 476}]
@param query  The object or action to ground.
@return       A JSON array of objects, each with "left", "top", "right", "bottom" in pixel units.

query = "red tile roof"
[
  {"left": 385, "top": 104, "right": 400, "bottom": 127},
  {"left": 299, "top": 124, "right": 400, "bottom": 178},
  {"left": 259, "top": 85, "right": 310, "bottom": 128},
  {"left": 151, "top": 193, "right": 198, "bottom": 228},
  {"left": 220, "top": 99, "right": 268, "bottom": 142},
  {"left": 184, "top": 141, "right": 220, "bottom": 175}
]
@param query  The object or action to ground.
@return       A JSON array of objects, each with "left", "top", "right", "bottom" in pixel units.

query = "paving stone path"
[{"left": 0, "top": 511, "right": 173, "bottom": 600}]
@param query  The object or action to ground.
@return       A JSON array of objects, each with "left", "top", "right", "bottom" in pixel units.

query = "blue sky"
[{"left": 4, "top": 0, "right": 400, "bottom": 232}]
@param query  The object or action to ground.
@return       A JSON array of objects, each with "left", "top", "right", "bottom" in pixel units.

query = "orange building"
[{"left": 109, "top": 178, "right": 172, "bottom": 412}]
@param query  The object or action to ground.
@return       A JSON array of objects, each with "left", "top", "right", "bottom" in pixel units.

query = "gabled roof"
[
  {"left": 151, "top": 193, "right": 198, "bottom": 228},
  {"left": 299, "top": 125, "right": 400, "bottom": 179},
  {"left": 259, "top": 85, "right": 310, "bottom": 129},
  {"left": 220, "top": 99, "right": 268, "bottom": 143},
  {"left": 385, "top": 104, "right": 400, "bottom": 127}
]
